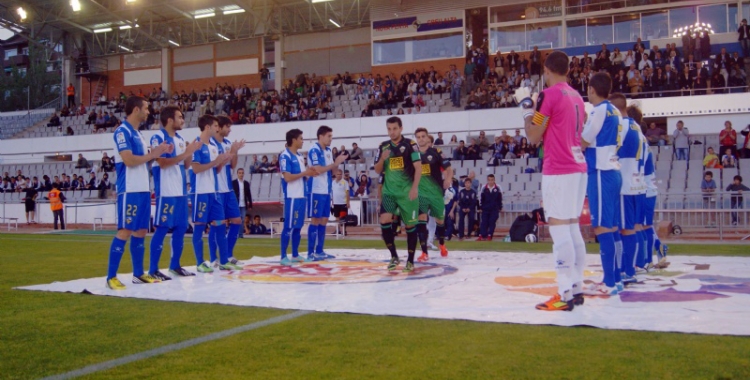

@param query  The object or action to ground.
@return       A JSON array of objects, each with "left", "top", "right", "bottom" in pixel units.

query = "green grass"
[{"left": 1, "top": 234, "right": 749, "bottom": 379}]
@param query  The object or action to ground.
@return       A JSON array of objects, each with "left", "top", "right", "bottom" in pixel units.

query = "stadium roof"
[{"left": 0, "top": 0, "right": 372, "bottom": 56}]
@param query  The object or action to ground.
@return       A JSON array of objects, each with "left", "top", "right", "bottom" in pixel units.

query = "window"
[
  {"left": 372, "top": 32, "right": 463, "bottom": 65},
  {"left": 490, "top": 25, "right": 526, "bottom": 53},
  {"left": 566, "top": 19, "right": 587, "bottom": 47},
  {"left": 21, "top": 47, "right": 29, "bottom": 55},
  {"left": 490, "top": 1, "right": 562, "bottom": 23},
  {"left": 587, "top": 17, "right": 613, "bottom": 45},
  {"left": 641, "top": 11, "right": 669, "bottom": 40},
  {"left": 567, "top": 0, "right": 623, "bottom": 15},
  {"left": 4, "top": 49, "right": 17, "bottom": 59},
  {"left": 614, "top": 14, "right": 640, "bottom": 43},
  {"left": 526, "top": 22, "right": 562, "bottom": 50},
  {"left": 698, "top": 4, "right": 728, "bottom": 33},
  {"left": 669, "top": 6, "right": 697, "bottom": 33}
]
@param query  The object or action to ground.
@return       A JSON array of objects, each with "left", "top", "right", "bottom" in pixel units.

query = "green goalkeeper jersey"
[
  {"left": 419, "top": 147, "right": 450, "bottom": 197},
  {"left": 376, "top": 137, "right": 421, "bottom": 196}
]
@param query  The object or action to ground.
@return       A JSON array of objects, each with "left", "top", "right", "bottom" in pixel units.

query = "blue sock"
[
  {"left": 613, "top": 231, "right": 622, "bottom": 283},
  {"left": 281, "top": 226, "right": 290, "bottom": 259},
  {"left": 169, "top": 225, "right": 187, "bottom": 270},
  {"left": 131, "top": 236, "right": 146, "bottom": 277},
  {"left": 213, "top": 224, "right": 229, "bottom": 265},
  {"left": 291, "top": 228, "right": 302, "bottom": 257},
  {"left": 315, "top": 224, "right": 327, "bottom": 254},
  {"left": 193, "top": 224, "right": 205, "bottom": 265},
  {"left": 622, "top": 233, "right": 637, "bottom": 277},
  {"left": 654, "top": 232, "right": 662, "bottom": 257},
  {"left": 307, "top": 223, "right": 318, "bottom": 256},
  {"left": 598, "top": 232, "right": 616, "bottom": 288},
  {"left": 645, "top": 227, "right": 654, "bottom": 264},
  {"left": 149, "top": 226, "right": 169, "bottom": 274},
  {"left": 227, "top": 223, "right": 241, "bottom": 258},
  {"left": 208, "top": 225, "right": 218, "bottom": 263},
  {"left": 635, "top": 231, "right": 646, "bottom": 269},
  {"left": 640, "top": 230, "right": 649, "bottom": 265},
  {"left": 107, "top": 237, "right": 127, "bottom": 279}
]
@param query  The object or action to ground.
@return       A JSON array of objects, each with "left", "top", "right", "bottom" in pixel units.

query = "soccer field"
[{"left": 2, "top": 234, "right": 749, "bottom": 380}]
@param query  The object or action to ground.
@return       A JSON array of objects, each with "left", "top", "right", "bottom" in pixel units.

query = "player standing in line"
[
  {"left": 106, "top": 96, "right": 172, "bottom": 290},
  {"left": 627, "top": 105, "right": 668, "bottom": 269},
  {"left": 517, "top": 51, "right": 587, "bottom": 311},
  {"left": 148, "top": 106, "right": 202, "bottom": 280},
  {"left": 207, "top": 116, "right": 245, "bottom": 269},
  {"left": 307, "top": 126, "right": 348, "bottom": 261},
  {"left": 414, "top": 128, "right": 453, "bottom": 261},
  {"left": 280, "top": 129, "right": 318, "bottom": 265},
  {"left": 374, "top": 116, "right": 422, "bottom": 272},
  {"left": 609, "top": 93, "right": 644, "bottom": 285},
  {"left": 581, "top": 73, "right": 623, "bottom": 296},
  {"left": 191, "top": 115, "right": 233, "bottom": 273}
]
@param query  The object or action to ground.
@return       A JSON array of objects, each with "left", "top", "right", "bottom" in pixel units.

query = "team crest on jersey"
[
  {"left": 399, "top": 146, "right": 406, "bottom": 153},
  {"left": 162, "top": 215, "right": 167, "bottom": 222},
  {"left": 427, "top": 155, "right": 433, "bottom": 161},
  {"left": 125, "top": 217, "right": 132, "bottom": 224},
  {"left": 198, "top": 212, "right": 203, "bottom": 218}
]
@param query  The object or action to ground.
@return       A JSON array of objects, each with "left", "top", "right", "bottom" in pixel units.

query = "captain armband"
[{"left": 532, "top": 112, "right": 550, "bottom": 128}]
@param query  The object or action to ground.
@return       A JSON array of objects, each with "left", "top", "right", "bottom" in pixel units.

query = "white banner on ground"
[{"left": 17, "top": 250, "right": 750, "bottom": 336}]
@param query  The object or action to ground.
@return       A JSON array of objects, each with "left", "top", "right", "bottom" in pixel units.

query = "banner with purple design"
[
  {"left": 17, "top": 250, "right": 750, "bottom": 336},
  {"left": 372, "top": 11, "right": 464, "bottom": 39}
]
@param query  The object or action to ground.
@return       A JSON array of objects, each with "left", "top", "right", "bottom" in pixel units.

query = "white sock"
[
  {"left": 569, "top": 223, "right": 587, "bottom": 294},
  {"left": 549, "top": 225, "right": 575, "bottom": 301}
]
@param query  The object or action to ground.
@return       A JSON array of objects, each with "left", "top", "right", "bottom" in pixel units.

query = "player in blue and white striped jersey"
[
  {"left": 307, "top": 126, "right": 348, "bottom": 261},
  {"left": 626, "top": 104, "right": 669, "bottom": 270},
  {"left": 106, "top": 96, "right": 172, "bottom": 290},
  {"left": 280, "top": 129, "right": 318, "bottom": 266},
  {"left": 206, "top": 116, "right": 245, "bottom": 269},
  {"left": 581, "top": 73, "right": 623, "bottom": 296},
  {"left": 148, "top": 106, "right": 202, "bottom": 280},
  {"left": 609, "top": 94, "right": 645, "bottom": 285},
  {"left": 190, "top": 114, "right": 233, "bottom": 273}
]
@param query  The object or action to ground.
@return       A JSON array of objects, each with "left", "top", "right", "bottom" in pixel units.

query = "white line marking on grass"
[{"left": 40, "top": 310, "right": 312, "bottom": 380}]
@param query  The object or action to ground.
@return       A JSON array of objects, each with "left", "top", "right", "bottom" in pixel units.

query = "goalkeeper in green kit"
[
  {"left": 414, "top": 128, "right": 454, "bottom": 262},
  {"left": 375, "top": 116, "right": 422, "bottom": 273}
]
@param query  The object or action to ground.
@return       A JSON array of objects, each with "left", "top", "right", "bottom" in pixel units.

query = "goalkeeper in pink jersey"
[{"left": 516, "top": 51, "right": 588, "bottom": 311}]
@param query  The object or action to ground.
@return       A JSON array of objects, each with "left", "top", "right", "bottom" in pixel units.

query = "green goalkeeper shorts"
[
  {"left": 419, "top": 193, "right": 445, "bottom": 220},
  {"left": 380, "top": 193, "right": 419, "bottom": 225}
]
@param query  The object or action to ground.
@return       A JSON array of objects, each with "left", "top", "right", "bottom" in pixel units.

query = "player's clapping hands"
[
  {"left": 334, "top": 151, "right": 348, "bottom": 165},
  {"left": 151, "top": 141, "right": 173, "bottom": 157},
  {"left": 186, "top": 139, "right": 203, "bottom": 154},
  {"left": 230, "top": 139, "right": 246, "bottom": 154}
]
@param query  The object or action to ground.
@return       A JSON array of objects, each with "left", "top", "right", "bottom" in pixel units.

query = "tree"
[{"left": 0, "top": 43, "right": 60, "bottom": 112}]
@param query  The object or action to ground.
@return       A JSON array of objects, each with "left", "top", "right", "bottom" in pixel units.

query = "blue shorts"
[
  {"left": 308, "top": 193, "right": 331, "bottom": 219},
  {"left": 155, "top": 196, "right": 189, "bottom": 228},
  {"left": 284, "top": 197, "right": 307, "bottom": 229},
  {"left": 619, "top": 194, "right": 642, "bottom": 230},
  {"left": 587, "top": 170, "right": 622, "bottom": 229},
  {"left": 219, "top": 191, "right": 241, "bottom": 219},
  {"left": 643, "top": 196, "right": 656, "bottom": 226},
  {"left": 117, "top": 192, "right": 151, "bottom": 231},
  {"left": 192, "top": 193, "right": 225, "bottom": 224}
]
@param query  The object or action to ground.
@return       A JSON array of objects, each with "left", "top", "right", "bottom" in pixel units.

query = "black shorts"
[
  {"left": 25, "top": 200, "right": 36, "bottom": 212},
  {"left": 331, "top": 204, "right": 348, "bottom": 218}
]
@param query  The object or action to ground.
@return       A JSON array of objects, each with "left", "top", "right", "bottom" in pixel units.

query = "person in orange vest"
[
  {"left": 46, "top": 183, "right": 67, "bottom": 230},
  {"left": 67, "top": 84, "right": 76, "bottom": 108}
]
